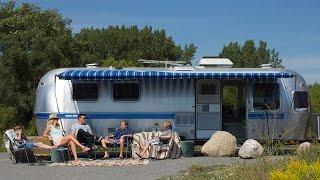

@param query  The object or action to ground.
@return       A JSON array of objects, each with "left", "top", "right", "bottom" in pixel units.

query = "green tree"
[
  {"left": 0, "top": 2, "right": 78, "bottom": 131},
  {"left": 74, "top": 25, "right": 197, "bottom": 66},
  {"left": 219, "top": 40, "right": 282, "bottom": 68},
  {"left": 309, "top": 83, "right": 320, "bottom": 113}
]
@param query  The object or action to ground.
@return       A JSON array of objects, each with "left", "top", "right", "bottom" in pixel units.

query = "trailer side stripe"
[{"left": 35, "top": 112, "right": 176, "bottom": 120}]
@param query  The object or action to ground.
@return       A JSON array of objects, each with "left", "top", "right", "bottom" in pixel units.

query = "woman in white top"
[{"left": 43, "top": 113, "right": 90, "bottom": 162}]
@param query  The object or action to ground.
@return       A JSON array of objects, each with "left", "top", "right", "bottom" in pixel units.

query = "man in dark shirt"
[
  {"left": 71, "top": 114, "right": 108, "bottom": 159},
  {"left": 105, "top": 120, "right": 133, "bottom": 158}
]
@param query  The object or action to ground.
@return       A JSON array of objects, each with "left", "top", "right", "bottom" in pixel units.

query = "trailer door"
[{"left": 196, "top": 79, "right": 221, "bottom": 139}]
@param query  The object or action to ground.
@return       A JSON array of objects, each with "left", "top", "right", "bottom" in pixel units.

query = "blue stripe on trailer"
[
  {"left": 35, "top": 112, "right": 176, "bottom": 120},
  {"left": 248, "top": 113, "right": 285, "bottom": 120},
  {"left": 57, "top": 69, "right": 295, "bottom": 80}
]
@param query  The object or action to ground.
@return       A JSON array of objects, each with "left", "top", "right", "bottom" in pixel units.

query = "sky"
[{"left": 21, "top": 0, "right": 320, "bottom": 84}]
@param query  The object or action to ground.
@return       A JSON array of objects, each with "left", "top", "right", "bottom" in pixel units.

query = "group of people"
[{"left": 13, "top": 113, "right": 173, "bottom": 163}]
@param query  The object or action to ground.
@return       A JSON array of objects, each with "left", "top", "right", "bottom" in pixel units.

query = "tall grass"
[{"left": 167, "top": 144, "right": 320, "bottom": 180}]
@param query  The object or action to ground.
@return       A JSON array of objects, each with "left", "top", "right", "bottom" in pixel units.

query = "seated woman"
[
  {"left": 136, "top": 120, "right": 173, "bottom": 159},
  {"left": 104, "top": 120, "right": 133, "bottom": 159},
  {"left": 43, "top": 113, "right": 90, "bottom": 163},
  {"left": 13, "top": 125, "right": 54, "bottom": 150}
]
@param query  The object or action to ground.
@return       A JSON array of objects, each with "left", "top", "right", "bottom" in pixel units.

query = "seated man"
[
  {"left": 104, "top": 120, "right": 133, "bottom": 159},
  {"left": 70, "top": 114, "right": 108, "bottom": 159},
  {"left": 13, "top": 125, "right": 54, "bottom": 150},
  {"left": 136, "top": 120, "right": 173, "bottom": 159}
]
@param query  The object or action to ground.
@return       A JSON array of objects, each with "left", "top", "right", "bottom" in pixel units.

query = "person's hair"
[
  {"left": 13, "top": 125, "right": 22, "bottom": 131},
  {"left": 47, "top": 119, "right": 60, "bottom": 128},
  {"left": 163, "top": 120, "right": 172, "bottom": 130},
  {"left": 120, "top": 120, "right": 128, "bottom": 126},
  {"left": 78, "top": 113, "right": 86, "bottom": 119}
]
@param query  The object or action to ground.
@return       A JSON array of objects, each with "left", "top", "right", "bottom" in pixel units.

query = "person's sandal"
[
  {"left": 82, "top": 147, "right": 91, "bottom": 152},
  {"left": 102, "top": 153, "right": 109, "bottom": 160},
  {"left": 117, "top": 155, "right": 124, "bottom": 159},
  {"left": 135, "top": 152, "right": 147, "bottom": 159}
]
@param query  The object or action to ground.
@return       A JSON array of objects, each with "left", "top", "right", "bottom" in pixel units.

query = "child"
[
  {"left": 13, "top": 125, "right": 54, "bottom": 150},
  {"left": 105, "top": 120, "right": 134, "bottom": 159}
]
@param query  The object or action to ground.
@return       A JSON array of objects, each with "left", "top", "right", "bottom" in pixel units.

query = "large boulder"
[
  {"left": 238, "top": 139, "right": 264, "bottom": 159},
  {"left": 297, "top": 142, "right": 311, "bottom": 154},
  {"left": 201, "top": 131, "right": 237, "bottom": 157}
]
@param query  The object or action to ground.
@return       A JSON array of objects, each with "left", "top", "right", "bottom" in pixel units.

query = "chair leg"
[
  {"left": 67, "top": 151, "right": 71, "bottom": 161},
  {"left": 25, "top": 149, "right": 30, "bottom": 164},
  {"left": 61, "top": 150, "right": 65, "bottom": 162}
]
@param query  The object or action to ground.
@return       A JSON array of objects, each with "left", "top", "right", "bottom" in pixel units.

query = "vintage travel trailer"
[{"left": 34, "top": 57, "right": 310, "bottom": 141}]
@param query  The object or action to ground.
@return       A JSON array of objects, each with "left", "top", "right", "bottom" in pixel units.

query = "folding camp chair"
[
  {"left": 111, "top": 137, "right": 133, "bottom": 158},
  {"left": 3, "top": 129, "right": 33, "bottom": 164}
]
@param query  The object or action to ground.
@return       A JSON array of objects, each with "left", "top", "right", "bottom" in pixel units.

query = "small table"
[{"left": 51, "top": 148, "right": 71, "bottom": 163}]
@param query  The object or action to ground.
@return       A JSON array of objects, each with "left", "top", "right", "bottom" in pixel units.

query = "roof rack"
[{"left": 139, "top": 59, "right": 187, "bottom": 68}]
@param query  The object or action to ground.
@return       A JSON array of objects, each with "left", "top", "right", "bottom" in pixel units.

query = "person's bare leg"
[
  {"left": 68, "top": 141, "right": 79, "bottom": 162},
  {"left": 101, "top": 139, "right": 109, "bottom": 158},
  {"left": 119, "top": 138, "right": 124, "bottom": 158},
  {"left": 35, "top": 142, "right": 54, "bottom": 150},
  {"left": 59, "top": 135, "right": 90, "bottom": 152},
  {"left": 140, "top": 141, "right": 150, "bottom": 157}
]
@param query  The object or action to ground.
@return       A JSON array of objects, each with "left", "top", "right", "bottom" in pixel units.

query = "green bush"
[{"left": 270, "top": 160, "right": 320, "bottom": 180}]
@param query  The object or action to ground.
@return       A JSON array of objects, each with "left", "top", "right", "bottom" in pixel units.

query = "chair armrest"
[{"left": 28, "top": 136, "right": 53, "bottom": 146}]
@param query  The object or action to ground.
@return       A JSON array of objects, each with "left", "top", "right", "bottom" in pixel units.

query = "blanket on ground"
[{"left": 49, "top": 159, "right": 149, "bottom": 167}]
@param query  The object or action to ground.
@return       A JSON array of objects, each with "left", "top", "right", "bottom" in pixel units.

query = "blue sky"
[{"left": 23, "top": 0, "right": 320, "bottom": 84}]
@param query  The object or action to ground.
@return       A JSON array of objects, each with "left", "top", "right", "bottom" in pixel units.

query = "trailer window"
[
  {"left": 200, "top": 84, "right": 217, "bottom": 95},
  {"left": 253, "top": 83, "right": 280, "bottom": 110},
  {"left": 293, "top": 91, "right": 308, "bottom": 109},
  {"left": 73, "top": 83, "right": 99, "bottom": 101},
  {"left": 113, "top": 83, "right": 139, "bottom": 101}
]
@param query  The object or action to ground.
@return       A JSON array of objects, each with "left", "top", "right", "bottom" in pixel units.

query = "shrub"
[
  {"left": 297, "top": 144, "right": 320, "bottom": 164},
  {"left": 270, "top": 160, "right": 320, "bottom": 180}
]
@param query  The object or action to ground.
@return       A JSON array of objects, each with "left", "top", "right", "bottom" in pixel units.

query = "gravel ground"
[{"left": 0, "top": 153, "right": 283, "bottom": 180}]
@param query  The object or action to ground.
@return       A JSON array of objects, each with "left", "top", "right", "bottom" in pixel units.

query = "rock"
[
  {"left": 201, "top": 131, "right": 237, "bottom": 157},
  {"left": 238, "top": 139, "right": 264, "bottom": 159},
  {"left": 297, "top": 142, "right": 311, "bottom": 154}
]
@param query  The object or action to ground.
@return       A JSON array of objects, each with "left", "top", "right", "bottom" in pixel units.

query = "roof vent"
[
  {"left": 173, "top": 66, "right": 195, "bottom": 71},
  {"left": 198, "top": 56, "right": 233, "bottom": 68},
  {"left": 85, "top": 63, "right": 99, "bottom": 68},
  {"left": 260, "top": 63, "right": 273, "bottom": 68}
]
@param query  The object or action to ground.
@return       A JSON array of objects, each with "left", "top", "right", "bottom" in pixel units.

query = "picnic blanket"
[{"left": 49, "top": 159, "right": 149, "bottom": 167}]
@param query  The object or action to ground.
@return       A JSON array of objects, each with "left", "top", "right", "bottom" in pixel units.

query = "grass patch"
[{"left": 165, "top": 144, "right": 320, "bottom": 180}]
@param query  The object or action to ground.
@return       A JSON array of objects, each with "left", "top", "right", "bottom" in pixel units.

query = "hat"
[{"left": 48, "top": 113, "right": 59, "bottom": 121}]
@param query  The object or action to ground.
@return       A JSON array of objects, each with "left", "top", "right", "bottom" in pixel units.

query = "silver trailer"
[{"left": 34, "top": 58, "right": 310, "bottom": 141}]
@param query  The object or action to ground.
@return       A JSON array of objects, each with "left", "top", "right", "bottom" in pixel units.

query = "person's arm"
[
  {"left": 14, "top": 130, "right": 22, "bottom": 141},
  {"left": 121, "top": 128, "right": 134, "bottom": 139},
  {"left": 127, "top": 128, "right": 134, "bottom": 138},
  {"left": 159, "top": 135, "right": 171, "bottom": 140},
  {"left": 70, "top": 124, "right": 76, "bottom": 137},
  {"left": 159, "top": 130, "right": 172, "bottom": 140},
  {"left": 87, "top": 125, "right": 93, "bottom": 134},
  {"left": 42, "top": 126, "right": 52, "bottom": 141}
]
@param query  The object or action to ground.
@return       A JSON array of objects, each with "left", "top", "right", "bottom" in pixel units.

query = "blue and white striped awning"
[{"left": 57, "top": 69, "right": 295, "bottom": 80}]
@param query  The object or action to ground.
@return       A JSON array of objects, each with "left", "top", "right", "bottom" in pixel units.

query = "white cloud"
[{"left": 283, "top": 55, "right": 320, "bottom": 84}]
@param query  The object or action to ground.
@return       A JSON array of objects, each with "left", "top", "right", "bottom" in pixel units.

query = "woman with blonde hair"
[{"left": 43, "top": 113, "right": 90, "bottom": 162}]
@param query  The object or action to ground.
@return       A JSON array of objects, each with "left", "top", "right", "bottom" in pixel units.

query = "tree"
[
  {"left": 74, "top": 26, "right": 197, "bottom": 66},
  {"left": 219, "top": 40, "right": 283, "bottom": 68},
  {"left": 0, "top": 2, "right": 78, "bottom": 131},
  {"left": 309, "top": 83, "right": 320, "bottom": 113},
  {"left": 0, "top": 2, "right": 197, "bottom": 133}
]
